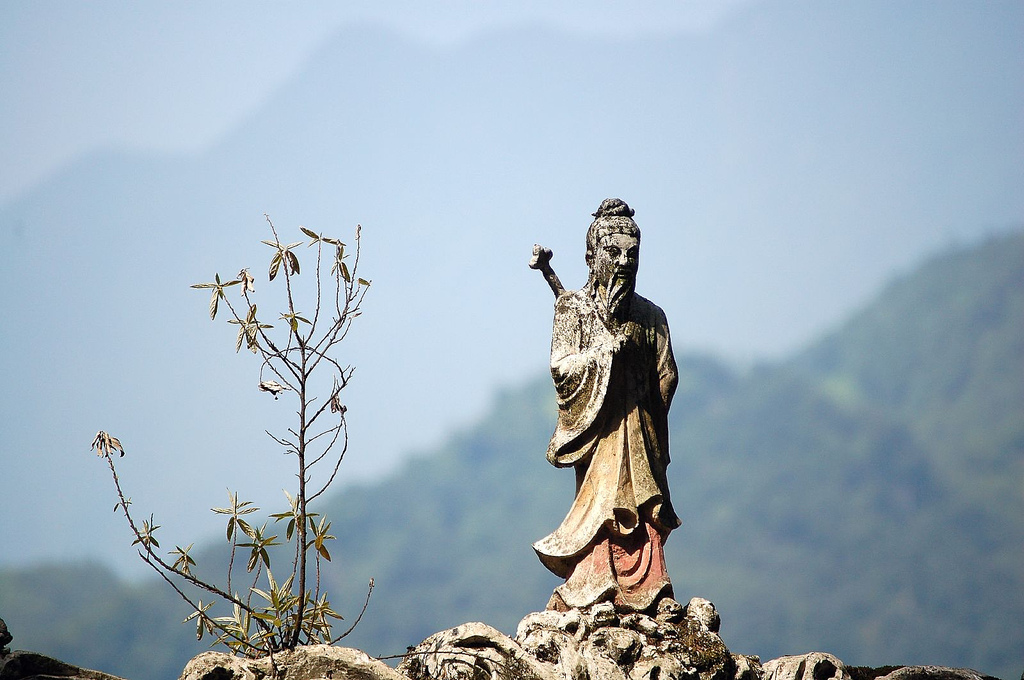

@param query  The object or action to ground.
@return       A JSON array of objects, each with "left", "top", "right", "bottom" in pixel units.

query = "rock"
[
  {"left": 178, "top": 644, "right": 407, "bottom": 680},
  {"left": 874, "top": 667, "right": 997, "bottom": 680},
  {"left": 763, "top": 653, "right": 851, "bottom": 680},
  {"left": 0, "top": 619, "right": 11, "bottom": 658},
  {"left": 401, "top": 599, "right": 748, "bottom": 680},
  {"left": 400, "top": 621, "right": 567, "bottom": 680},
  {"left": 685, "top": 599, "right": 721, "bottom": 634},
  {"left": 517, "top": 609, "right": 590, "bottom": 643},
  {"left": 656, "top": 598, "right": 687, "bottom": 625},
  {"left": 733, "top": 655, "right": 764, "bottom": 680},
  {"left": 0, "top": 618, "right": 11, "bottom": 651},
  {"left": 0, "top": 651, "right": 126, "bottom": 680},
  {"left": 160, "top": 604, "right": 995, "bottom": 680}
]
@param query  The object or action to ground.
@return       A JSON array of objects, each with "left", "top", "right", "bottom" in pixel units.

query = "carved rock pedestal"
[{"left": 400, "top": 597, "right": 761, "bottom": 680}]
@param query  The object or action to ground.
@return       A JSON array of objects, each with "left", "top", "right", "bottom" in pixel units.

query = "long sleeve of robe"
[{"left": 533, "top": 288, "right": 680, "bottom": 611}]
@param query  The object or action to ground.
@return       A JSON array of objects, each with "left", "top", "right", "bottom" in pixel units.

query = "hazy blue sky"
[
  {"left": 1, "top": 1, "right": 1021, "bottom": 573},
  {"left": 0, "top": 1, "right": 752, "bottom": 204}
]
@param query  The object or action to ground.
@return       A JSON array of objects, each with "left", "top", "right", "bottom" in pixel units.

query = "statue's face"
[{"left": 593, "top": 232, "right": 639, "bottom": 290}]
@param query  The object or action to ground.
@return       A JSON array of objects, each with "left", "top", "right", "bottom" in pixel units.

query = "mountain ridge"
[
  {"left": 3, "top": 4, "right": 1022, "bottom": 569},
  {"left": 5, "top": 228, "right": 1019, "bottom": 680}
]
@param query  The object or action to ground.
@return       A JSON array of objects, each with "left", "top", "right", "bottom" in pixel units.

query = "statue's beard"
[{"left": 603, "top": 273, "right": 635, "bottom": 318}]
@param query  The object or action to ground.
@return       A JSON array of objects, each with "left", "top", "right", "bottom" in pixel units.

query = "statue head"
[
  {"left": 586, "top": 198, "right": 640, "bottom": 316},
  {"left": 585, "top": 198, "right": 640, "bottom": 267}
]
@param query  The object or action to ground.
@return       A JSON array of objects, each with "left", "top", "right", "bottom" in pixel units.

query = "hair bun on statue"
[{"left": 592, "top": 198, "right": 635, "bottom": 219}]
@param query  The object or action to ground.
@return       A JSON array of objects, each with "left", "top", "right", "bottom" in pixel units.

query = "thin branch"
[
  {"left": 309, "top": 238, "right": 324, "bottom": 337},
  {"left": 308, "top": 419, "right": 348, "bottom": 503},
  {"left": 103, "top": 455, "right": 271, "bottom": 649},
  {"left": 265, "top": 430, "right": 298, "bottom": 451},
  {"left": 305, "top": 423, "right": 341, "bottom": 449},
  {"left": 332, "top": 578, "right": 374, "bottom": 643}
]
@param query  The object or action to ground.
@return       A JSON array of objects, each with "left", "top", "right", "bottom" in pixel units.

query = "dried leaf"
[
  {"left": 259, "top": 380, "right": 289, "bottom": 397},
  {"left": 91, "top": 431, "right": 125, "bottom": 457},
  {"left": 238, "top": 268, "right": 255, "bottom": 293}
]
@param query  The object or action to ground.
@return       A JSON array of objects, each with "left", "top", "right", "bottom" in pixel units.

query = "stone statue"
[{"left": 531, "top": 198, "right": 680, "bottom": 614}]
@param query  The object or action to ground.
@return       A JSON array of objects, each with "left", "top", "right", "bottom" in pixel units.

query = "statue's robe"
[{"left": 534, "top": 286, "right": 680, "bottom": 612}]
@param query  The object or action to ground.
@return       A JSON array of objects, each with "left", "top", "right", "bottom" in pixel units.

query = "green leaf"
[
  {"left": 287, "top": 250, "right": 300, "bottom": 275},
  {"left": 357, "top": 278, "right": 370, "bottom": 286},
  {"left": 251, "top": 611, "right": 280, "bottom": 624},
  {"left": 269, "top": 253, "right": 282, "bottom": 281},
  {"left": 340, "top": 261, "right": 351, "bottom": 282},
  {"left": 237, "top": 519, "right": 255, "bottom": 539},
  {"left": 250, "top": 587, "right": 272, "bottom": 603}
]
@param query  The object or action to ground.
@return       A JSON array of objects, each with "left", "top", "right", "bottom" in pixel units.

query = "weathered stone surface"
[
  {"left": 0, "top": 651, "right": 126, "bottom": 680},
  {"left": 684, "top": 599, "right": 720, "bottom": 634},
  {"left": 762, "top": 653, "right": 850, "bottom": 680},
  {"left": 178, "top": 644, "right": 406, "bottom": 680},
  {"left": 733, "top": 654, "right": 764, "bottom": 680},
  {"left": 0, "top": 618, "right": 12, "bottom": 657},
  {"left": 874, "top": 667, "right": 996, "bottom": 680},
  {"left": 400, "top": 599, "right": 755, "bottom": 680},
  {"left": 399, "top": 621, "right": 566, "bottom": 680}
]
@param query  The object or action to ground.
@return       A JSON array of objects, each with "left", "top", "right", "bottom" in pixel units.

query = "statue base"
[{"left": 400, "top": 596, "right": 758, "bottom": 680}]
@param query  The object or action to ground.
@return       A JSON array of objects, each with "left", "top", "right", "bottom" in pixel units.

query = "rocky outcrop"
[
  {"left": 399, "top": 597, "right": 760, "bottom": 680},
  {"left": 0, "top": 619, "right": 12, "bottom": 657},
  {"left": 7, "top": 600, "right": 1004, "bottom": 680},
  {"left": 178, "top": 645, "right": 407, "bottom": 680},
  {"left": 763, "top": 654, "right": 1001, "bottom": 680},
  {"left": 860, "top": 667, "right": 1000, "bottom": 680},
  {"left": 0, "top": 651, "right": 127, "bottom": 680},
  {"left": 763, "top": 653, "right": 850, "bottom": 680}
]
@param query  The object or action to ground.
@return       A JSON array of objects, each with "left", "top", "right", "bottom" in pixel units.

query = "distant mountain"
[
  {"left": 4, "top": 230, "right": 1018, "bottom": 680},
  {"left": 325, "top": 232, "right": 1024, "bottom": 679},
  {"left": 4, "top": 0, "right": 1023, "bottom": 573}
]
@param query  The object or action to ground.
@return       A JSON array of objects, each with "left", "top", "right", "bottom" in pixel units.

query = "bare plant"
[{"left": 92, "top": 215, "right": 372, "bottom": 656}]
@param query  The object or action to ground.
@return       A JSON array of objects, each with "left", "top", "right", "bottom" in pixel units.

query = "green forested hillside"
[{"left": 1, "top": 231, "right": 1021, "bottom": 680}]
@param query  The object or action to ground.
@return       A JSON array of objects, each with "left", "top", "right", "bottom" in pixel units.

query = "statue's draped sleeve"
[{"left": 546, "top": 291, "right": 615, "bottom": 467}]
